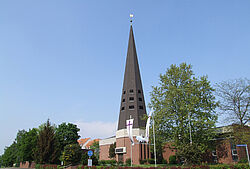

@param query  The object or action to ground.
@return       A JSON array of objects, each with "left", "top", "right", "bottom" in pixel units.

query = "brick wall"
[
  {"left": 20, "top": 161, "right": 30, "bottom": 168},
  {"left": 116, "top": 136, "right": 150, "bottom": 165},
  {"left": 99, "top": 144, "right": 114, "bottom": 161}
]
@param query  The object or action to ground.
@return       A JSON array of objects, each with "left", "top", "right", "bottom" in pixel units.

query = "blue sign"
[
  {"left": 88, "top": 150, "right": 93, "bottom": 157},
  {"left": 237, "top": 144, "right": 247, "bottom": 147}
]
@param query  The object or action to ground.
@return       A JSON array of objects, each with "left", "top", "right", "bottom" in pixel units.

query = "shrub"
[
  {"left": 169, "top": 155, "right": 177, "bottom": 164},
  {"left": 96, "top": 166, "right": 103, "bottom": 169},
  {"left": 98, "top": 160, "right": 105, "bottom": 166},
  {"left": 233, "top": 163, "right": 249, "bottom": 169},
  {"left": 162, "top": 159, "right": 168, "bottom": 164},
  {"left": 111, "top": 160, "right": 117, "bottom": 166},
  {"left": 35, "top": 164, "right": 41, "bottom": 169},
  {"left": 125, "top": 158, "right": 131, "bottom": 166},
  {"left": 117, "top": 160, "right": 124, "bottom": 166},
  {"left": 139, "top": 159, "right": 147, "bottom": 164},
  {"left": 147, "top": 158, "right": 155, "bottom": 164},
  {"left": 209, "top": 164, "right": 230, "bottom": 169},
  {"left": 98, "top": 160, "right": 116, "bottom": 166},
  {"left": 238, "top": 158, "right": 248, "bottom": 163}
]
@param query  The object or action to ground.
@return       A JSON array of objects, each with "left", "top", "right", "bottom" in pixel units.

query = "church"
[{"left": 99, "top": 22, "right": 150, "bottom": 165}]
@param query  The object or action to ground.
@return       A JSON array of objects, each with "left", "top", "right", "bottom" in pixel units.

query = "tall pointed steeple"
[{"left": 117, "top": 25, "right": 147, "bottom": 130}]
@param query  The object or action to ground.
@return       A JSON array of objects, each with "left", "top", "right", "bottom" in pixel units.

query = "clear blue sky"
[{"left": 0, "top": 0, "right": 250, "bottom": 155}]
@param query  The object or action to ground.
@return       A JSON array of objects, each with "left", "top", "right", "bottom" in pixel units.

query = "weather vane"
[{"left": 130, "top": 14, "right": 134, "bottom": 25}]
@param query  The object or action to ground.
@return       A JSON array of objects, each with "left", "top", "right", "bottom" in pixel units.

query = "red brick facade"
[
  {"left": 162, "top": 139, "right": 250, "bottom": 164},
  {"left": 99, "top": 144, "right": 114, "bottom": 160},
  {"left": 100, "top": 136, "right": 150, "bottom": 165},
  {"left": 115, "top": 137, "right": 150, "bottom": 164}
]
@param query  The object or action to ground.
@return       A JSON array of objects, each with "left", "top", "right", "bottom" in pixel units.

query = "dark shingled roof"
[{"left": 117, "top": 25, "right": 147, "bottom": 130}]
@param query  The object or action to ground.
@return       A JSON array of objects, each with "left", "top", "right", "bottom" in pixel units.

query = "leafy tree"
[
  {"left": 55, "top": 122, "right": 80, "bottom": 153},
  {"left": 1, "top": 142, "right": 18, "bottom": 167},
  {"left": 33, "top": 119, "right": 60, "bottom": 164},
  {"left": 109, "top": 142, "right": 116, "bottom": 159},
  {"left": 215, "top": 78, "right": 249, "bottom": 126},
  {"left": 89, "top": 140, "right": 99, "bottom": 160},
  {"left": 14, "top": 130, "right": 26, "bottom": 164},
  {"left": 15, "top": 130, "right": 26, "bottom": 145},
  {"left": 0, "top": 155, "right": 2, "bottom": 167},
  {"left": 150, "top": 63, "right": 218, "bottom": 164},
  {"left": 17, "top": 128, "right": 38, "bottom": 162},
  {"left": 0, "top": 129, "right": 37, "bottom": 166},
  {"left": 176, "top": 142, "right": 204, "bottom": 164},
  {"left": 61, "top": 144, "right": 82, "bottom": 166}
]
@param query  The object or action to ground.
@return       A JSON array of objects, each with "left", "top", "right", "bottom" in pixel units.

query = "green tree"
[
  {"left": 0, "top": 129, "right": 37, "bottom": 166},
  {"left": 215, "top": 78, "right": 249, "bottom": 126},
  {"left": 17, "top": 128, "right": 38, "bottom": 162},
  {"left": 61, "top": 144, "right": 82, "bottom": 166},
  {"left": 33, "top": 119, "right": 60, "bottom": 164},
  {"left": 109, "top": 142, "right": 116, "bottom": 159},
  {"left": 0, "top": 142, "right": 18, "bottom": 167},
  {"left": 14, "top": 130, "right": 26, "bottom": 164},
  {"left": 0, "top": 155, "right": 2, "bottom": 167},
  {"left": 150, "top": 63, "right": 218, "bottom": 164},
  {"left": 55, "top": 122, "right": 80, "bottom": 153},
  {"left": 89, "top": 141, "right": 99, "bottom": 160}
]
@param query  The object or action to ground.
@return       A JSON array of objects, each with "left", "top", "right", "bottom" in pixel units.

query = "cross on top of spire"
[{"left": 130, "top": 14, "right": 134, "bottom": 25}]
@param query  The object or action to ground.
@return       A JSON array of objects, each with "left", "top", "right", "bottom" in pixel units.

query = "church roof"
[{"left": 117, "top": 25, "right": 147, "bottom": 130}]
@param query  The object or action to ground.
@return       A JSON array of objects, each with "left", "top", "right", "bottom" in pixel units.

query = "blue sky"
[{"left": 0, "top": 0, "right": 250, "bottom": 155}]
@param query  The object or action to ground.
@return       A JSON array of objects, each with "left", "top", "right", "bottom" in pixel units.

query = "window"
[
  {"left": 129, "top": 105, "right": 134, "bottom": 110},
  {"left": 231, "top": 144, "right": 238, "bottom": 161},
  {"left": 138, "top": 90, "right": 141, "bottom": 93},
  {"left": 122, "top": 99, "right": 125, "bottom": 102},
  {"left": 140, "top": 144, "right": 142, "bottom": 160},
  {"left": 139, "top": 106, "right": 143, "bottom": 110},
  {"left": 129, "top": 89, "right": 134, "bottom": 93},
  {"left": 129, "top": 97, "right": 134, "bottom": 101},
  {"left": 121, "top": 107, "right": 125, "bottom": 110},
  {"left": 144, "top": 144, "right": 146, "bottom": 159},
  {"left": 232, "top": 149, "right": 237, "bottom": 156},
  {"left": 123, "top": 91, "right": 126, "bottom": 94},
  {"left": 139, "top": 97, "right": 142, "bottom": 101}
]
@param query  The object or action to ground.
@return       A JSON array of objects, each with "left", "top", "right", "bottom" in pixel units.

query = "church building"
[{"left": 99, "top": 23, "right": 150, "bottom": 164}]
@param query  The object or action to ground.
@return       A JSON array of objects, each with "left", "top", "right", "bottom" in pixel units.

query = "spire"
[{"left": 117, "top": 25, "right": 147, "bottom": 130}]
